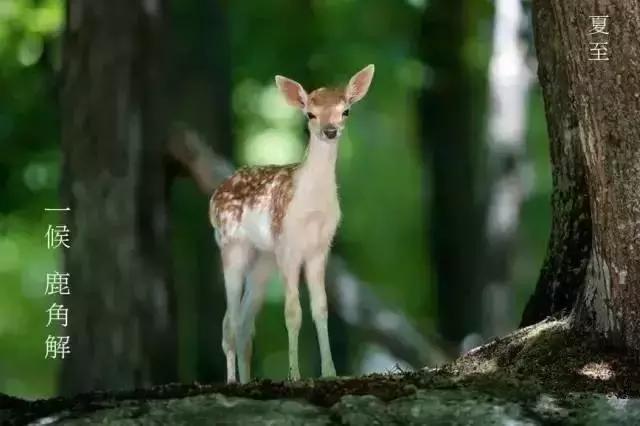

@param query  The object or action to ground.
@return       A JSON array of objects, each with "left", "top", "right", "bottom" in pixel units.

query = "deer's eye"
[
  {"left": 342, "top": 109, "right": 350, "bottom": 117},
  {"left": 307, "top": 112, "right": 316, "bottom": 119}
]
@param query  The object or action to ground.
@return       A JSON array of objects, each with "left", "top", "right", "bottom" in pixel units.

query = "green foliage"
[{"left": 0, "top": 0, "right": 63, "bottom": 399}]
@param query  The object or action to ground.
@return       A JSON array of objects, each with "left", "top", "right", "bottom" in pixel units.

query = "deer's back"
[{"left": 210, "top": 164, "right": 299, "bottom": 249}]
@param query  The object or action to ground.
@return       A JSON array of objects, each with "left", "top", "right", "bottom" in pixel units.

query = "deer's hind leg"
[
  {"left": 221, "top": 240, "right": 254, "bottom": 384},
  {"left": 237, "top": 253, "right": 275, "bottom": 383}
]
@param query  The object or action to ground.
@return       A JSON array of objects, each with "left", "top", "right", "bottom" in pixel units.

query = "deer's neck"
[{"left": 296, "top": 134, "right": 339, "bottom": 194}]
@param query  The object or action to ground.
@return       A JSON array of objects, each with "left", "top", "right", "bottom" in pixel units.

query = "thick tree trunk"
[
  {"left": 60, "top": 0, "right": 177, "bottom": 394},
  {"left": 566, "top": 1, "right": 640, "bottom": 348},
  {"left": 524, "top": 0, "right": 640, "bottom": 352},
  {"left": 419, "top": 0, "right": 484, "bottom": 347},
  {"left": 519, "top": 1, "right": 593, "bottom": 328}
]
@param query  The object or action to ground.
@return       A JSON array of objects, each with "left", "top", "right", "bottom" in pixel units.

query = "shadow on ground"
[{"left": 3, "top": 319, "right": 640, "bottom": 425}]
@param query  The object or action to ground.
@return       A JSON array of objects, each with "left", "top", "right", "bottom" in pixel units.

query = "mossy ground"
[{"left": 3, "top": 318, "right": 640, "bottom": 425}]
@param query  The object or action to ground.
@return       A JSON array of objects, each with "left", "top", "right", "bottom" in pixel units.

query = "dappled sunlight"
[
  {"left": 405, "top": 0, "right": 427, "bottom": 10},
  {"left": 0, "top": 0, "right": 64, "bottom": 402},
  {"left": 17, "top": 35, "right": 43, "bottom": 67},
  {"left": 236, "top": 81, "right": 305, "bottom": 166},
  {"left": 243, "top": 128, "right": 303, "bottom": 165},
  {"left": 519, "top": 316, "right": 567, "bottom": 341},
  {"left": 579, "top": 362, "right": 615, "bottom": 381},
  {"left": 0, "top": 0, "right": 62, "bottom": 64},
  {"left": 259, "top": 85, "right": 299, "bottom": 126}
]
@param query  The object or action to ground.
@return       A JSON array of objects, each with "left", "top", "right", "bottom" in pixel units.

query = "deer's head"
[{"left": 275, "top": 65, "right": 375, "bottom": 142}]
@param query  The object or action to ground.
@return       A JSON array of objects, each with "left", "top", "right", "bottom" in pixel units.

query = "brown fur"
[
  {"left": 210, "top": 89, "right": 345, "bottom": 240},
  {"left": 308, "top": 88, "right": 346, "bottom": 106},
  {"left": 211, "top": 164, "right": 299, "bottom": 237}
]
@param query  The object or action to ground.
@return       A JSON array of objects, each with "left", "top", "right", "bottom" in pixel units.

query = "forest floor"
[{"left": 3, "top": 318, "right": 640, "bottom": 425}]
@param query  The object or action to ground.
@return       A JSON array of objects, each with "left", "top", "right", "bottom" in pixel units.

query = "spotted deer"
[{"left": 210, "top": 65, "right": 375, "bottom": 383}]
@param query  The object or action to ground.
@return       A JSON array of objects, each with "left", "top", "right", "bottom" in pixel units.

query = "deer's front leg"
[
  {"left": 304, "top": 250, "right": 336, "bottom": 378},
  {"left": 281, "top": 257, "right": 302, "bottom": 381}
]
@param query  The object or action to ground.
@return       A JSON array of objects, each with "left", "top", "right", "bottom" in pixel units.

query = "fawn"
[{"left": 209, "top": 65, "right": 375, "bottom": 383}]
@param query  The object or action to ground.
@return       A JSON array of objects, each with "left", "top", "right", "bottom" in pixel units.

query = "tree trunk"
[
  {"left": 524, "top": 0, "right": 640, "bottom": 352},
  {"left": 419, "top": 0, "right": 484, "bottom": 348},
  {"left": 167, "top": 0, "right": 232, "bottom": 384},
  {"left": 481, "top": 0, "right": 533, "bottom": 338},
  {"left": 519, "top": 1, "right": 592, "bottom": 327},
  {"left": 60, "top": 0, "right": 177, "bottom": 394}
]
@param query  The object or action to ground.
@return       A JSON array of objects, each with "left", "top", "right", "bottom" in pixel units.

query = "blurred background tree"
[
  {"left": 419, "top": 0, "right": 488, "bottom": 350},
  {"left": 0, "top": 0, "right": 552, "bottom": 399},
  {"left": 59, "top": 0, "right": 177, "bottom": 395},
  {"left": 168, "top": 0, "right": 232, "bottom": 385}
]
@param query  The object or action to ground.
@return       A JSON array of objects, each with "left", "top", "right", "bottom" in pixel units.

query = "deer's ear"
[
  {"left": 346, "top": 64, "right": 375, "bottom": 104},
  {"left": 275, "top": 75, "right": 308, "bottom": 109}
]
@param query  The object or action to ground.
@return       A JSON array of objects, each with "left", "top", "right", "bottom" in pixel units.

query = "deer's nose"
[{"left": 323, "top": 127, "right": 338, "bottom": 139}]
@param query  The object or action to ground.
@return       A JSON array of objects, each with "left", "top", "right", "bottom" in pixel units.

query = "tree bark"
[
  {"left": 519, "top": 1, "right": 592, "bottom": 328},
  {"left": 524, "top": 0, "right": 640, "bottom": 353},
  {"left": 60, "top": 0, "right": 177, "bottom": 394}
]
